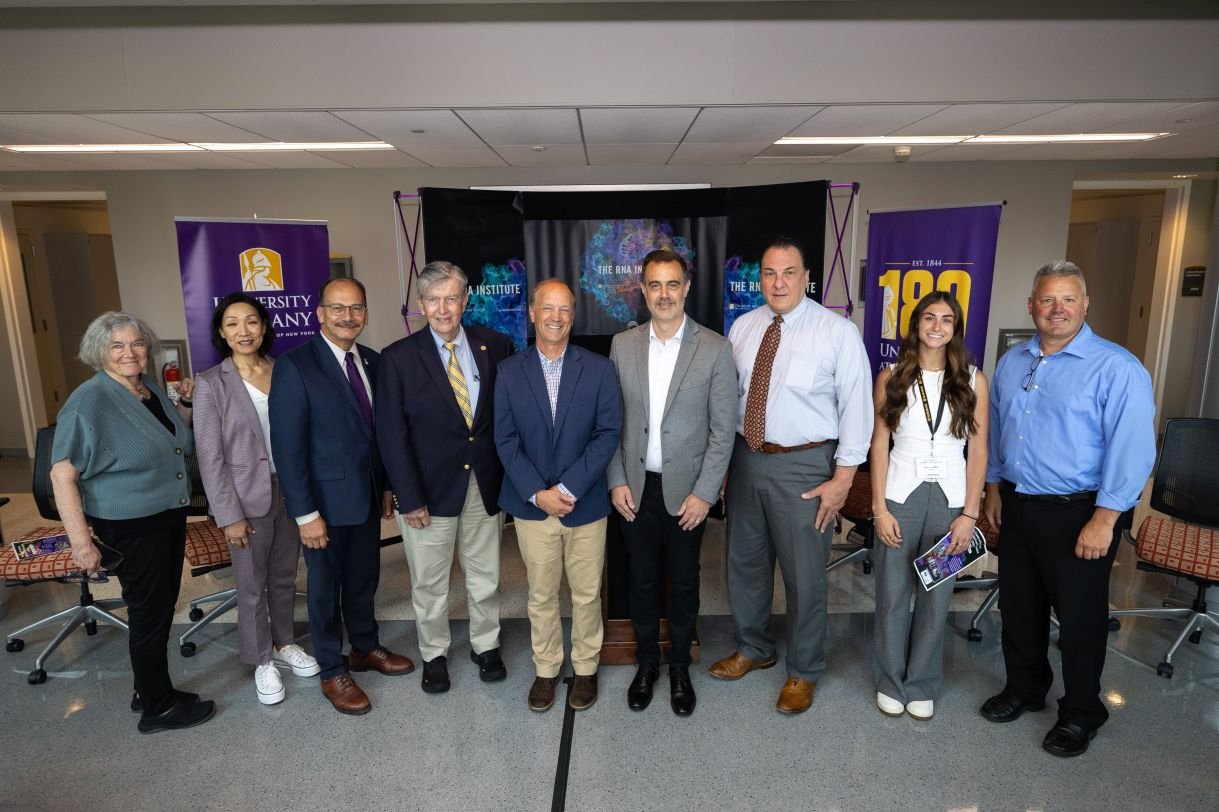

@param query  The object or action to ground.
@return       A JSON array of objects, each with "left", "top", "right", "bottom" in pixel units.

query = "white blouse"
[
  {"left": 884, "top": 367, "right": 976, "bottom": 507},
  {"left": 243, "top": 380, "right": 276, "bottom": 475}
]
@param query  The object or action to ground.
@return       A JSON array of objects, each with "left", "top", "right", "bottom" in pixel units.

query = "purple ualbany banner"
[
  {"left": 175, "top": 218, "right": 331, "bottom": 373},
  {"left": 863, "top": 205, "right": 1002, "bottom": 376}
]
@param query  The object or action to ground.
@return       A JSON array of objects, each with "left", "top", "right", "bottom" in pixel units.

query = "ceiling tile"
[
  {"left": 682, "top": 107, "right": 824, "bottom": 143},
  {"left": 0, "top": 114, "right": 173, "bottom": 145},
  {"left": 579, "top": 108, "right": 698, "bottom": 145},
  {"left": 85, "top": 113, "right": 267, "bottom": 143},
  {"left": 994, "top": 102, "right": 1190, "bottom": 134},
  {"left": 205, "top": 151, "right": 349, "bottom": 169},
  {"left": 889, "top": 103, "right": 1071, "bottom": 136},
  {"left": 496, "top": 144, "right": 586, "bottom": 167},
  {"left": 402, "top": 145, "right": 507, "bottom": 168},
  {"left": 331, "top": 110, "right": 484, "bottom": 147},
  {"left": 0, "top": 151, "right": 90, "bottom": 171},
  {"left": 207, "top": 111, "right": 373, "bottom": 142},
  {"left": 668, "top": 141, "right": 772, "bottom": 164},
  {"left": 456, "top": 108, "right": 581, "bottom": 146},
  {"left": 910, "top": 143, "right": 1033, "bottom": 162},
  {"left": 587, "top": 144, "right": 678, "bottom": 166},
  {"left": 319, "top": 149, "right": 427, "bottom": 168},
  {"left": 790, "top": 105, "right": 948, "bottom": 137},
  {"left": 1095, "top": 101, "right": 1219, "bottom": 134}
]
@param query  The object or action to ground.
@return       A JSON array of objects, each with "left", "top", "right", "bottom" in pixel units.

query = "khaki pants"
[
  {"left": 396, "top": 474, "right": 503, "bottom": 662},
  {"left": 514, "top": 515, "right": 607, "bottom": 678}
]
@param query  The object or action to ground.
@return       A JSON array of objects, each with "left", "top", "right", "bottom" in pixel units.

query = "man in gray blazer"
[{"left": 608, "top": 248, "right": 737, "bottom": 716}]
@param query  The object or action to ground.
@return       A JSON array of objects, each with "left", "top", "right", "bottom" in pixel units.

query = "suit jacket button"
[
  {"left": 179, "top": 498, "right": 187, "bottom": 505},
  {"left": 469, "top": 436, "right": 475, "bottom": 442},
  {"left": 175, "top": 448, "right": 183, "bottom": 454},
  {"left": 464, "top": 464, "right": 471, "bottom": 470},
  {"left": 177, "top": 473, "right": 184, "bottom": 479},
  {"left": 644, "top": 428, "right": 648, "bottom": 434}
]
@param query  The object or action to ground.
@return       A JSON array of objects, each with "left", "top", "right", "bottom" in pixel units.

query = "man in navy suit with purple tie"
[{"left": 271, "top": 277, "right": 415, "bottom": 715}]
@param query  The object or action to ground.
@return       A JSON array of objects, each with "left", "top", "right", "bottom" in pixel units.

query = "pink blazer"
[{"left": 192, "top": 356, "right": 275, "bottom": 528}]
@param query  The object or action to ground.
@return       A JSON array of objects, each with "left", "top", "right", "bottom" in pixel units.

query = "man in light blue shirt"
[{"left": 980, "top": 260, "right": 1155, "bottom": 758}]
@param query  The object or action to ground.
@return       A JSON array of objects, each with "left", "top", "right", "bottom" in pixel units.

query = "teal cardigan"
[{"left": 52, "top": 371, "right": 194, "bottom": 520}]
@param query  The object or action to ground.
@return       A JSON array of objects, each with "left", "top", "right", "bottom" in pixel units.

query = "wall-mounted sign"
[{"left": 1182, "top": 266, "right": 1206, "bottom": 297}]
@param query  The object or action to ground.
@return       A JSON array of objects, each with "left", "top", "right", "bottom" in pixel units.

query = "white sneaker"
[
  {"left": 273, "top": 644, "right": 321, "bottom": 677},
  {"left": 255, "top": 663, "right": 285, "bottom": 705},
  {"left": 906, "top": 699, "right": 934, "bottom": 720},
  {"left": 877, "top": 692, "right": 905, "bottom": 717}
]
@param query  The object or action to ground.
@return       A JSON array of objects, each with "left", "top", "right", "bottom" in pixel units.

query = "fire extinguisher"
[{"left": 163, "top": 361, "right": 182, "bottom": 403}]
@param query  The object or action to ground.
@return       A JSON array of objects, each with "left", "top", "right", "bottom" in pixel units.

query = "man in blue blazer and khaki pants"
[
  {"left": 495, "top": 279, "right": 622, "bottom": 713},
  {"left": 271, "top": 277, "right": 415, "bottom": 715},
  {"left": 376, "top": 261, "right": 515, "bottom": 694}
]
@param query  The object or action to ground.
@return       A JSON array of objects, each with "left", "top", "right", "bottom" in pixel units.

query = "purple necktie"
[{"left": 344, "top": 351, "right": 374, "bottom": 428}]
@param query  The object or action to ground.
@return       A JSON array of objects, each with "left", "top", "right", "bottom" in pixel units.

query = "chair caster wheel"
[
  {"left": 85, "top": 619, "right": 98, "bottom": 636},
  {"left": 1156, "top": 662, "right": 1173, "bottom": 678},
  {"left": 189, "top": 607, "right": 204, "bottom": 622},
  {"left": 6, "top": 639, "right": 24, "bottom": 653},
  {"left": 862, "top": 561, "right": 873, "bottom": 575},
  {"left": 1189, "top": 629, "right": 1202, "bottom": 645},
  {"left": 967, "top": 628, "right": 982, "bottom": 642},
  {"left": 28, "top": 669, "right": 46, "bottom": 685},
  {"left": 1108, "top": 617, "right": 1120, "bottom": 632},
  {"left": 180, "top": 642, "right": 197, "bottom": 657}
]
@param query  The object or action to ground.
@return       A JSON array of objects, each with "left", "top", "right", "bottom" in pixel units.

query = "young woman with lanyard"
[{"left": 868, "top": 291, "right": 988, "bottom": 720}]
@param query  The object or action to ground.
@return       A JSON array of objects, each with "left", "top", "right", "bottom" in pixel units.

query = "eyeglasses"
[
  {"left": 422, "top": 295, "right": 464, "bottom": 308},
  {"left": 1022, "top": 353, "right": 1044, "bottom": 392},
  {"left": 322, "top": 303, "right": 368, "bottom": 317}
]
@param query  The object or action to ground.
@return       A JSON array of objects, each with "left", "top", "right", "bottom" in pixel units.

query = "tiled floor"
[{"left": 1, "top": 494, "right": 1217, "bottom": 811}]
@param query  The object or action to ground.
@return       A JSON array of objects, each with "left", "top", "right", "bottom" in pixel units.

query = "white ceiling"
[{"left": 0, "top": 3, "right": 1215, "bottom": 171}]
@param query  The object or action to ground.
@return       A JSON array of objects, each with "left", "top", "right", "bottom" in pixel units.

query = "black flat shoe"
[
  {"left": 979, "top": 692, "right": 1046, "bottom": 723},
  {"left": 670, "top": 667, "right": 696, "bottom": 717},
  {"left": 470, "top": 648, "right": 507, "bottom": 682},
  {"left": 628, "top": 664, "right": 659, "bottom": 711},
  {"left": 131, "top": 688, "right": 200, "bottom": 713},
  {"left": 137, "top": 698, "right": 216, "bottom": 734},
  {"left": 421, "top": 656, "right": 450, "bottom": 694},
  {"left": 1043, "top": 721, "right": 1096, "bottom": 758}
]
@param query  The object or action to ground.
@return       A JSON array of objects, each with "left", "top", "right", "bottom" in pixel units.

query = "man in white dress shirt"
[{"left": 708, "top": 237, "right": 873, "bottom": 714}]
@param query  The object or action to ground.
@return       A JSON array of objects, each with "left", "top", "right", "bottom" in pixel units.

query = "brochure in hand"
[
  {"left": 12, "top": 532, "right": 71, "bottom": 561},
  {"left": 912, "top": 525, "right": 988, "bottom": 592}
]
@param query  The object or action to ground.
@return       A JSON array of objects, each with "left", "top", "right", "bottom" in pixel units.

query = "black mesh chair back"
[
  {"left": 31, "top": 425, "right": 60, "bottom": 522},
  {"left": 1150, "top": 418, "right": 1219, "bottom": 530},
  {"left": 183, "top": 452, "right": 212, "bottom": 518}
]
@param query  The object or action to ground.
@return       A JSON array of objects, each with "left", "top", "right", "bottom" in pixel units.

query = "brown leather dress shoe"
[
  {"left": 569, "top": 673, "right": 598, "bottom": 711},
  {"left": 528, "top": 676, "right": 558, "bottom": 712},
  {"left": 349, "top": 646, "right": 415, "bottom": 676},
  {"left": 776, "top": 676, "right": 815, "bottom": 714},
  {"left": 708, "top": 651, "right": 778, "bottom": 681},
  {"left": 321, "top": 673, "right": 371, "bottom": 715}
]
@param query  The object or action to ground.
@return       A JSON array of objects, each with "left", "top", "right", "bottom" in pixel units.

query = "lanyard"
[{"left": 915, "top": 370, "right": 947, "bottom": 449}]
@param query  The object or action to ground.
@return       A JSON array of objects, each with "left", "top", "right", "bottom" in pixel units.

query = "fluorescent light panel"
[
  {"left": 779, "top": 136, "right": 967, "bottom": 146},
  {"left": 966, "top": 132, "right": 1169, "bottom": 144},
  {"left": 776, "top": 133, "right": 1170, "bottom": 146},
  {"left": 3, "top": 141, "right": 393, "bottom": 154}
]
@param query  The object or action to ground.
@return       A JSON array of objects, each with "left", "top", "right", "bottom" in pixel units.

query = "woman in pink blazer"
[{"left": 192, "top": 292, "right": 320, "bottom": 705}]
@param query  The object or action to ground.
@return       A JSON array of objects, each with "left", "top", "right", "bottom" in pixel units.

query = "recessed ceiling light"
[
  {"left": 411, "top": 129, "right": 425, "bottom": 134},
  {"left": 1172, "top": 174, "right": 1197, "bottom": 179},
  {"left": 1175, "top": 118, "right": 1192, "bottom": 124},
  {"left": 531, "top": 145, "right": 547, "bottom": 152}
]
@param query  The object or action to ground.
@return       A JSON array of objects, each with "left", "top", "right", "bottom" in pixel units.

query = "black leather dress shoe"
[
  {"left": 421, "top": 656, "right": 450, "bottom": 694},
  {"left": 1043, "top": 721, "right": 1096, "bottom": 758},
  {"left": 980, "top": 692, "right": 1046, "bottom": 723},
  {"left": 131, "top": 688, "right": 199, "bottom": 713},
  {"left": 470, "top": 648, "right": 507, "bottom": 682},
  {"left": 670, "top": 667, "right": 696, "bottom": 717},
  {"left": 137, "top": 698, "right": 216, "bottom": 734},
  {"left": 628, "top": 664, "right": 659, "bottom": 710}
]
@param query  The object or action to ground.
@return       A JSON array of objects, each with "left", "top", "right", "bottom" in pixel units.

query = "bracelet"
[
  {"left": 960, "top": 512, "right": 978, "bottom": 520},
  {"left": 873, "top": 511, "right": 890, "bottom": 519},
  {"left": 178, "top": 399, "right": 193, "bottom": 408}
]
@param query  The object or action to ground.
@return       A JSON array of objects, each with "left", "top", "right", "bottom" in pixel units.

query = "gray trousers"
[
  {"left": 725, "top": 436, "right": 834, "bottom": 682},
  {"left": 872, "top": 480, "right": 959, "bottom": 702},
  {"left": 230, "top": 476, "right": 301, "bottom": 666}
]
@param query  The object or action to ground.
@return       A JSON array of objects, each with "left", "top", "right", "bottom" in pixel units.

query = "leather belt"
[
  {"left": 759, "top": 440, "right": 828, "bottom": 454},
  {"left": 1001, "top": 481, "right": 1096, "bottom": 504}
]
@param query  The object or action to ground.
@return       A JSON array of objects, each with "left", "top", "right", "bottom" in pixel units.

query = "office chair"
[
  {"left": 2, "top": 425, "right": 129, "bottom": 685},
  {"left": 830, "top": 469, "right": 874, "bottom": 574},
  {"left": 1108, "top": 418, "right": 1219, "bottom": 678}
]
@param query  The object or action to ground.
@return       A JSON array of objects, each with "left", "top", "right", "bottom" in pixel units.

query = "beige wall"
[{"left": 0, "top": 161, "right": 1213, "bottom": 451}]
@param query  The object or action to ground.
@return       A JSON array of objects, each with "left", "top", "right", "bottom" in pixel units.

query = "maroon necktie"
[
  {"left": 344, "top": 351, "right": 374, "bottom": 428},
  {"left": 743, "top": 315, "right": 782, "bottom": 451}
]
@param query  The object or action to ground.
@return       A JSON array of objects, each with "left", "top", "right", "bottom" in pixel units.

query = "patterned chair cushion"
[
  {"left": 1135, "top": 516, "right": 1219, "bottom": 581},
  {"left": 185, "top": 520, "right": 230, "bottom": 568},
  {"left": 842, "top": 472, "right": 873, "bottom": 521},
  {"left": 0, "top": 526, "right": 79, "bottom": 581}
]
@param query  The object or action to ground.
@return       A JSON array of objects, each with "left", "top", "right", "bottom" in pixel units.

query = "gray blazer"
[
  {"left": 192, "top": 356, "right": 275, "bottom": 528},
  {"left": 607, "top": 317, "right": 738, "bottom": 515}
]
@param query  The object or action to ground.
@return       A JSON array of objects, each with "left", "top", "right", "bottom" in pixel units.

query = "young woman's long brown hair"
[{"left": 880, "top": 291, "right": 977, "bottom": 439}]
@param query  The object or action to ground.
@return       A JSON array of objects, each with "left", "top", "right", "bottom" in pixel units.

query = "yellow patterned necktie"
[{"left": 444, "top": 341, "right": 473, "bottom": 429}]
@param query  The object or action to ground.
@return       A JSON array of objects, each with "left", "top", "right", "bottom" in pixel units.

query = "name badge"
[{"left": 916, "top": 456, "right": 948, "bottom": 481}]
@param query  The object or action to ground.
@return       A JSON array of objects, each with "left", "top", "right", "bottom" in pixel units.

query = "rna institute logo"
[{"left": 240, "top": 247, "right": 284, "bottom": 291}]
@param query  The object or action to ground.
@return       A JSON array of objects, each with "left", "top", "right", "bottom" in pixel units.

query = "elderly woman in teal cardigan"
[{"left": 50, "top": 311, "right": 216, "bottom": 734}]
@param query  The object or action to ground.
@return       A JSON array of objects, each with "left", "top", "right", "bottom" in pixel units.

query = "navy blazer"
[
  {"left": 494, "top": 343, "right": 622, "bottom": 527},
  {"left": 269, "top": 333, "right": 385, "bottom": 526},
  {"left": 375, "top": 324, "right": 514, "bottom": 517}
]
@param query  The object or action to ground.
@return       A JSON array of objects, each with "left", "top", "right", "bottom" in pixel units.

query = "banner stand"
[
  {"left": 824, "top": 182, "right": 861, "bottom": 317},
  {"left": 393, "top": 190, "right": 424, "bottom": 332}
]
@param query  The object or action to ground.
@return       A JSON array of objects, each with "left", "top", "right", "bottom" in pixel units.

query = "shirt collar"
[
  {"left": 321, "top": 331, "right": 356, "bottom": 362},
  {"left": 430, "top": 325, "right": 465, "bottom": 351},
  {"left": 768, "top": 296, "right": 810, "bottom": 323},
  {"left": 536, "top": 345, "right": 566, "bottom": 367},
  {"left": 1030, "top": 322, "right": 1094, "bottom": 359},
  {"left": 648, "top": 315, "right": 687, "bottom": 345}
]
